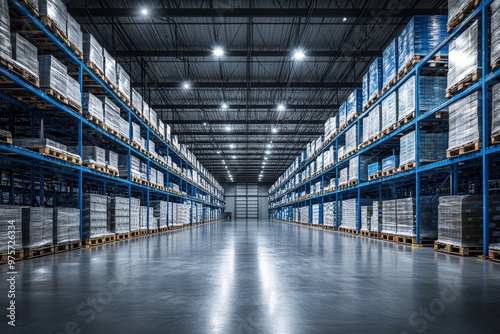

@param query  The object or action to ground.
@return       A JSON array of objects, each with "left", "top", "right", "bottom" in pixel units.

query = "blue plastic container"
[
  {"left": 346, "top": 89, "right": 362, "bottom": 120},
  {"left": 369, "top": 58, "right": 383, "bottom": 101},
  {"left": 383, "top": 39, "right": 398, "bottom": 88},
  {"left": 362, "top": 71, "right": 369, "bottom": 107},
  {"left": 382, "top": 155, "right": 399, "bottom": 171},
  {"left": 368, "top": 162, "right": 380, "bottom": 176}
]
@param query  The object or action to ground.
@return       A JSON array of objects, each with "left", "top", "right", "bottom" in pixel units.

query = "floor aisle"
[{"left": 1, "top": 220, "right": 500, "bottom": 333}]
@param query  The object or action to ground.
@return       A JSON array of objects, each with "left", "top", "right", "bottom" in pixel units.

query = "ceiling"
[{"left": 67, "top": 0, "right": 447, "bottom": 184}]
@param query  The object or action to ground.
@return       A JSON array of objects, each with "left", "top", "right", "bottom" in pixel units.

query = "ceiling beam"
[
  {"left": 132, "top": 81, "right": 360, "bottom": 89},
  {"left": 169, "top": 120, "right": 324, "bottom": 125},
  {"left": 179, "top": 139, "right": 311, "bottom": 144},
  {"left": 69, "top": 8, "right": 445, "bottom": 18},
  {"left": 177, "top": 131, "right": 322, "bottom": 136},
  {"left": 152, "top": 104, "right": 338, "bottom": 110},
  {"left": 118, "top": 50, "right": 379, "bottom": 58}
]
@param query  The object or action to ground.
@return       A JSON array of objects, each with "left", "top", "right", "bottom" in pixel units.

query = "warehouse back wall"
[{"left": 223, "top": 183, "right": 271, "bottom": 219}]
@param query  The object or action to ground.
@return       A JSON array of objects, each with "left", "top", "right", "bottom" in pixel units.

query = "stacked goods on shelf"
[
  {"left": 106, "top": 150, "right": 118, "bottom": 173},
  {"left": 15, "top": 138, "right": 81, "bottom": 160},
  {"left": 98, "top": 96, "right": 120, "bottom": 132},
  {"left": 312, "top": 204, "right": 320, "bottom": 225},
  {"left": 369, "top": 58, "right": 383, "bottom": 101},
  {"left": 150, "top": 109, "right": 158, "bottom": 130},
  {"left": 399, "top": 131, "right": 448, "bottom": 166},
  {"left": 398, "top": 76, "right": 448, "bottom": 121},
  {"left": 339, "top": 167, "right": 348, "bottom": 186},
  {"left": 132, "top": 123, "right": 141, "bottom": 146},
  {"left": 398, "top": 16, "right": 448, "bottom": 72},
  {"left": 396, "top": 197, "right": 438, "bottom": 238},
  {"left": 149, "top": 167, "right": 157, "bottom": 185},
  {"left": 131, "top": 89, "right": 143, "bottom": 113},
  {"left": 168, "top": 202, "right": 176, "bottom": 226},
  {"left": 381, "top": 91, "right": 397, "bottom": 131},
  {"left": 77, "top": 194, "right": 109, "bottom": 239},
  {"left": 381, "top": 200, "right": 397, "bottom": 234},
  {"left": 103, "top": 49, "right": 116, "bottom": 85},
  {"left": 0, "top": 0, "right": 11, "bottom": 59},
  {"left": 448, "top": 91, "right": 481, "bottom": 151},
  {"left": 140, "top": 162, "right": 147, "bottom": 181},
  {"left": 300, "top": 206, "right": 309, "bottom": 224},
  {"left": 53, "top": 208, "right": 80, "bottom": 244},
  {"left": 492, "top": 0, "right": 500, "bottom": 68},
  {"left": 362, "top": 105, "right": 381, "bottom": 143},
  {"left": 157, "top": 170, "right": 164, "bottom": 187},
  {"left": 346, "top": 89, "right": 362, "bottom": 121},
  {"left": 368, "top": 162, "right": 380, "bottom": 177},
  {"left": 82, "top": 93, "right": 104, "bottom": 122},
  {"left": 10, "top": 33, "right": 39, "bottom": 78},
  {"left": 108, "top": 197, "right": 130, "bottom": 234},
  {"left": 139, "top": 206, "right": 148, "bottom": 230},
  {"left": 382, "top": 155, "right": 398, "bottom": 171},
  {"left": 66, "top": 75, "right": 81, "bottom": 108},
  {"left": 130, "top": 198, "right": 140, "bottom": 231},
  {"left": 116, "top": 64, "right": 131, "bottom": 101},
  {"left": 323, "top": 201, "right": 336, "bottom": 226},
  {"left": 118, "top": 154, "right": 141, "bottom": 178},
  {"left": 383, "top": 39, "right": 398, "bottom": 88},
  {"left": 448, "top": 0, "right": 480, "bottom": 31},
  {"left": 345, "top": 126, "right": 357, "bottom": 154},
  {"left": 148, "top": 204, "right": 158, "bottom": 229},
  {"left": 293, "top": 207, "right": 300, "bottom": 222},
  {"left": 437, "top": 196, "right": 500, "bottom": 247},
  {"left": 447, "top": 20, "right": 480, "bottom": 93},
  {"left": 339, "top": 102, "right": 347, "bottom": 128},
  {"left": 83, "top": 33, "right": 104, "bottom": 73},
  {"left": 177, "top": 202, "right": 191, "bottom": 225},
  {"left": 492, "top": 83, "right": 500, "bottom": 137},
  {"left": 0, "top": 206, "right": 23, "bottom": 253},
  {"left": 81, "top": 146, "right": 106, "bottom": 167},
  {"left": 361, "top": 206, "right": 373, "bottom": 231},
  {"left": 22, "top": 207, "right": 53, "bottom": 248},
  {"left": 39, "top": 0, "right": 67, "bottom": 34},
  {"left": 348, "top": 156, "right": 369, "bottom": 182},
  {"left": 370, "top": 201, "right": 382, "bottom": 233},
  {"left": 341, "top": 199, "right": 355, "bottom": 229},
  {"left": 38, "top": 55, "right": 67, "bottom": 96},
  {"left": 338, "top": 146, "right": 346, "bottom": 160},
  {"left": 362, "top": 71, "right": 369, "bottom": 107},
  {"left": 66, "top": 14, "right": 82, "bottom": 55}
]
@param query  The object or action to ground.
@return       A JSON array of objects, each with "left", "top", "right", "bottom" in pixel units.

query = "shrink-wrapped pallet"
[
  {"left": 81, "top": 146, "right": 106, "bottom": 167},
  {"left": 80, "top": 194, "right": 109, "bottom": 239},
  {"left": 381, "top": 91, "right": 397, "bottom": 131},
  {"left": 345, "top": 126, "right": 357, "bottom": 154},
  {"left": 369, "top": 58, "right": 383, "bottom": 101},
  {"left": 108, "top": 197, "right": 130, "bottom": 234},
  {"left": 82, "top": 93, "right": 104, "bottom": 122},
  {"left": 0, "top": 206, "right": 23, "bottom": 253},
  {"left": 346, "top": 89, "right": 362, "bottom": 121},
  {"left": 382, "top": 155, "right": 398, "bottom": 171},
  {"left": 398, "top": 75, "right": 448, "bottom": 121},
  {"left": 348, "top": 156, "right": 369, "bottom": 182},
  {"left": 362, "top": 71, "right": 369, "bottom": 107},
  {"left": 66, "top": 14, "right": 82, "bottom": 55},
  {"left": 0, "top": 0, "right": 11, "bottom": 59},
  {"left": 491, "top": 83, "right": 500, "bottom": 135},
  {"left": 67, "top": 75, "right": 81, "bottom": 107},
  {"left": 130, "top": 198, "right": 140, "bottom": 231},
  {"left": 131, "top": 89, "right": 143, "bottom": 113},
  {"left": 117, "top": 64, "right": 131, "bottom": 101},
  {"left": 491, "top": 0, "right": 500, "bottom": 68},
  {"left": 39, "top": 0, "right": 67, "bottom": 34},
  {"left": 38, "top": 55, "right": 67, "bottom": 96},
  {"left": 53, "top": 208, "right": 80, "bottom": 244},
  {"left": 22, "top": 207, "right": 53, "bottom": 248},
  {"left": 382, "top": 200, "right": 397, "bottom": 234},
  {"left": 106, "top": 150, "right": 118, "bottom": 171},
  {"left": 10, "top": 33, "right": 39, "bottom": 78},
  {"left": 83, "top": 33, "right": 104, "bottom": 73},
  {"left": 399, "top": 131, "right": 448, "bottom": 166},
  {"left": 448, "top": 91, "right": 481, "bottom": 150},
  {"left": 339, "top": 168, "right": 348, "bottom": 186},
  {"left": 383, "top": 39, "right": 398, "bottom": 88},
  {"left": 103, "top": 49, "right": 116, "bottom": 85},
  {"left": 396, "top": 196, "right": 438, "bottom": 238},
  {"left": 361, "top": 206, "right": 373, "bottom": 231},
  {"left": 370, "top": 201, "right": 382, "bottom": 232}
]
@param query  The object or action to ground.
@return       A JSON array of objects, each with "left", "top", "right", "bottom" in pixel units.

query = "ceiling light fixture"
[
  {"left": 271, "top": 128, "right": 278, "bottom": 133},
  {"left": 182, "top": 82, "right": 190, "bottom": 89},
  {"left": 225, "top": 125, "right": 231, "bottom": 132},
  {"left": 343, "top": 17, "right": 347, "bottom": 22},
  {"left": 221, "top": 103, "right": 228, "bottom": 109},
  {"left": 141, "top": 8, "right": 148, "bottom": 15},
  {"left": 230, "top": 144, "right": 235, "bottom": 149},
  {"left": 217, "top": 151, "right": 221, "bottom": 154},
  {"left": 277, "top": 104, "right": 286, "bottom": 112},
  {"left": 232, "top": 156, "right": 236, "bottom": 159},
  {"left": 213, "top": 47, "right": 224, "bottom": 57},
  {"left": 293, "top": 50, "right": 305, "bottom": 60},
  {"left": 265, "top": 150, "right": 271, "bottom": 155}
]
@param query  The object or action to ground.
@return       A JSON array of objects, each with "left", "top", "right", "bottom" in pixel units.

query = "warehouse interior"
[{"left": 1, "top": 0, "right": 500, "bottom": 333}]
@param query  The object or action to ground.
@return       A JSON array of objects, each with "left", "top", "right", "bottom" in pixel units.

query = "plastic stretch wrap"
[
  {"left": 140, "top": 162, "right": 147, "bottom": 180},
  {"left": 341, "top": 199, "right": 372, "bottom": 229},
  {"left": 39, "top": 0, "right": 67, "bottom": 34},
  {"left": 38, "top": 55, "right": 67, "bottom": 96},
  {"left": 132, "top": 122, "right": 141, "bottom": 145},
  {"left": 130, "top": 198, "right": 140, "bottom": 231},
  {"left": 370, "top": 201, "right": 382, "bottom": 232},
  {"left": 118, "top": 154, "right": 140, "bottom": 178},
  {"left": 369, "top": 58, "right": 383, "bottom": 101},
  {"left": 98, "top": 96, "right": 121, "bottom": 131},
  {"left": 83, "top": 33, "right": 103, "bottom": 73},
  {"left": 398, "top": 75, "right": 448, "bottom": 121},
  {"left": 106, "top": 150, "right": 118, "bottom": 171},
  {"left": 149, "top": 167, "right": 157, "bottom": 185},
  {"left": 108, "top": 197, "right": 130, "bottom": 233},
  {"left": 448, "top": 20, "right": 480, "bottom": 90},
  {"left": 383, "top": 39, "right": 398, "bottom": 88},
  {"left": 398, "top": 15, "right": 448, "bottom": 71},
  {"left": 339, "top": 102, "right": 347, "bottom": 128},
  {"left": 177, "top": 203, "right": 191, "bottom": 225},
  {"left": 300, "top": 206, "right": 309, "bottom": 224},
  {"left": 382, "top": 200, "right": 397, "bottom": 234},
  {"left": 22, "top": 207, "right": 53, "bottom": 248},
  {"left": 149, "top": 140, "right": 156, "bottom": 155},
  {"left": 399, "top": 131, "right": 448, "bottom": 166},
  {"left": 448, "top": 91, "right": 481, "bottom": 150},
  {"left": 53, "top": 208, "right": 80, "bottom": 244},
  {"left": 165, "top": 124, "right": 171, "bottom": 141},
  {"left": 323, "top": 202, "right": 336, "bottom": 227},
  {"left": 396, "top": 196, "right": 438, "bottom": 237},
  {"left": 349, "top": 156, "right": 369, "bottom": 182},
  {"left": 79, "top": 146, "right": 106, "bottom": 167},
  {"left": 10, "top": 33, "right": 39, "bottom": 78},
  {"left": 67, "top": 75, "right": 81, "bottom": 107},
  {"left": 339, "top": 168, "right": 348, "bottom": 186},
  {"left": 117, "top": 64, "right": 131, "bottom": 101},
  {"left": 131, "top": 89, "right": 143, "bottom": 113},
  {"left": 0, "top": 0, "right": 11, "bottom": 59},
  {"left": 492, "top": 82, "right": 500, "bottom": 135},
  {"left": 491, "top": 0, "right": 500, "bottom": 67},
  {"left": 362, "top": 105, "right": 381, "bottom": 142},
  {"left": 448, "top": 0, "right": 479, "bottom": 27},
  {"left": 368, "top": 162, "right": 380, "bottom": 176},
  {"left": 139, "top": 206, "right": 148, "bottom": 230},
  {"left": 345, "top": 126, "right": 357, "bottom": 154},
  {"left": 311, "top": 204, "right": 320, "bottom": 225},
  {"left": 0, "top": 206, "right": 23, "bottom": 253},
  {"left": 103, "top": 49, "right": 116, "bottom": 85},
  {"left": 157, "top": 170, "right": 164, "bottom": 187},
  {"left": 66, "top": 14, "right": 82, "bottom": 54},
  {"left": 149, "top": 109, "right": 158, "bottom": 130},
  {"left": 346, "top": 89, "right": 362, "bottom": 120},
  {"left": 438, "top": 196, "right": 500, "bottom": 247},
  {"left": 15, "top": 138, "right": 68, "bottom": 153},
  {"left": 116, "top": 116, "right": 129, "bottom": 140},
  {"left": 362, "top": 72, "right": 369, "bottom": 107},
  {"left": 381, "top": 91, "right": 397, "bottom": 131},
  {"left": 82, "top": 93, "right": 104, "bottom": 122},
  {"left": 361, "top": 206, "right": 373, "bottom": 231},
  {"left": 382, "top": 155, "right": 398, "bottom": 171},
  {"left": 80, "top": 194, "right": 109, "bottom": 239},
  {"left": 158, "top": 121, "right": 165, "bottom": 137}
]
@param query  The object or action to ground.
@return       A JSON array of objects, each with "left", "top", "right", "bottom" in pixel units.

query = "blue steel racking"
[
  {"left": 0, "top": 0, "right": 225, "bottom": 236},
  {"left": 268, "top": 0, "right": 500, "bottom": 256}
]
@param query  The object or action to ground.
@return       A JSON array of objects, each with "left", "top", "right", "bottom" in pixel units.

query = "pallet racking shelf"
[{"left": 268, "top": 0, "right": 500, "bottom": 257}]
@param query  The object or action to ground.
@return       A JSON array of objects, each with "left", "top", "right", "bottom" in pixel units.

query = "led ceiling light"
[
  {"left": 277, "top": 104, "right": 286, "bottom": 112},
  {"left": 141, "top": 8, "right": 148, "bottom": 15},
  {"left": 225, "top": 125, "right": 231, "bottom": 132},
  {"left": 213, "top": 47, "right": 224, "bottom": 57},
  {"left": 221, "top": 103, "right": 228, "bottom": 109},
  {"left": 182, "top": 82, "right": 190, "bottom": 89},
  {"left": 293, "top": 50, "right": 305, "bottom": 60},
  {"left": 271, "top": 128, "right": 278, "bottom": 133}
]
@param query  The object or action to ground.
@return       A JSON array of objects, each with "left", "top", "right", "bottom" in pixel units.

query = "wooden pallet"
[
  {"left": 394, "top": 235, "right": 435, "bottom": 247},
  {"left": 0, "top": 250, "right": 24, "bottom": 264},
  {"left": 381, "top": 78, "right": 398, "bottom": 95},
  {"left": 115, "top": 232, "right": 131, "bottom": 240},
  {"left": 19, "top": 0, "right": 40, "bottom": 16},
  {"left": 381, "top": 168, "right": 397, "bottom": 177},
  {"left": 446, "top": 141, "right": 481, "bottom": 158},
  {"left": 21, "top": 146, "right": 82, "bottom": 165},
  {"left": 84, "top": 61, "right": 106, "bottom": 81},
  {"left": 42, "top": 87, "right": 68, "bottom": 105},
  {"left": 368, "top": 171, "right": 382, "bottom": 181},
  {"left": 447, "top": 0, "right": 482, "bottom": 32},
  {"left": 397, "top": 55, "right": 447, "bottom": 80},
  {"left": 23, "top": 245, "right": 54, "bottom": 259},
  {"left": 382, "top": 123, "right": 398, "bottom": 135},
  {"left": 67, "top": 99, "right": 83, "bottom": 114},
  {"left": 130, "top": 230, "right": 141, "bottom": 238},
  {"left": 0, "top": 56, "right": 40, "bottom": 87},
  {"left": 379, "top": 233, "right": 396, "bottom": 241},
  {"left": 434, "top": 241, "right": 483, "bottom": 256},
  {"left": 0, "top": 133, "right": 13, "bottom": 145},
  {"left": 338, "top": 227, "right": 358, "bottom": 235},
  {"left": 83, "top": 234, "right": 115, "bottom": 248},
  {"left": 84, "top": 163, "right": 113, "bottom": 175},
  {"left": 148, "top": 228, "right": 159, "bottom": 234},
  {"left": 491, "top": 133, "right": 500, "bottom": 145},
  {"left": 397, "top": 112, "right": 416, "bottom": 127},
  {"left": 363, "top": 94, "right": 381, "bottom": 111},
  {"left": 159, "top": 227, "right": 169, "bottom": 233},
  {"left": 446, "top": 69, "right": 481, "bottom": 98},
  {"left": 488, "top": 250, "right": 500, "bottom": 263},
  {"left": 397, "top": 161, "right": 417, "bottom": 173},
  {"left": 347, "top": 179, "right": 358, "bottom": 188},
  {"left": 54, "top": 241, "right": 81, "bottom": 253},
  {"left": 138, "top": 230, "right": 148, "bottom": 235},
  {"left": 338, "top": 150, "right": 355, "bottom": 162},
  {"left": 65, "top": 41, "right": 84, "bottom": 61},
  {"left": 40, "top": 16, "right": 71, "bottom": 48}
]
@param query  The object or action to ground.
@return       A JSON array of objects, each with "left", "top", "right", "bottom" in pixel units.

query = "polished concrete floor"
[{"left": 1, "top": 220, "right": 500, "bottom": 333}]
